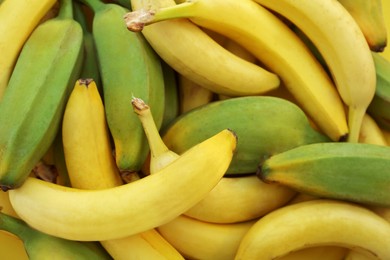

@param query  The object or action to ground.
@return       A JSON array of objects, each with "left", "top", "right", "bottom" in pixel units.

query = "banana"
[
  {"left": 279, "top": 246, "right": 348, "bottom": 260},
  {"left": 381, "top": 127, "right": 390, "bottom": 145},
  {"left": 158, "top": 214, "right": 257, "bottom": 260},
  {"left": 184, "top": 175, "right": 295, "bottom": 224},
  {"left": 62, "top": 85, "right": 182, "bottom": 259},
  {"left": 223, "top": 39, "right": 257, "bottom": 64},
  {"left": 0, "top": 212, "right": 112, "bottom": 259},
  {"left": 0, "top": 230, "right": 29, "bottom": 260},
  {"left": 344, "top": 250, "right": 378, "bottom": 260},
  {"left": 258, "top": 142, "right": 390, "bottom": 207},
  {"left": 178, "top": 74, "right": 214, "bottom": 114},
  {"left": 125, "top": 0, "right": 348, "bottom": 142},
  {"left": 162, "top": 96, "right": 330, "bottom": 175},
  {"left": 0, "top": 0, "right": 57, "bottom": 99},
  {"left": 367, "top": 52, "right": 390, "bottom": 131},
  {"left": 235, "top": 199, "right": 390, "bottom": 259},
  {"left": 253, "top": 0, "right": 376, "bottom": 143},
  {"left": 0, "top": 0, "right": 84, "bottom": 190},
  {"left": 127, "top": 0, "right": 281, "bottom": 97},
  {"left": 359, "top": 113, "right": 388, "bottom": 146},
  {"left": 82, "top": 0, "right": 166, "bottom": 174},
  {"left": 8, "top": 129, "right": 237, "bottom": 241},
  {"left": 381, "top": 0, "right": 390, "bottom": 60},
  {"left": 337, "top": 0, "right": 387, "bottom": 52}
]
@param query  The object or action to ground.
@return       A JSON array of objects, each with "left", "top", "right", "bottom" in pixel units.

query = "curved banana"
[
  {"left": 158, "top": 215, "right": 256, "bottom": 260},
  {"left": 337, "top": 0, "right": 387, "bottom": 52},
  {"left": 235, "top": 199, "right": 390, "bottom": 259},
  {"left": 359, "top": 113, "right": 388, "bottom": 146},
  {"left": 253, "top": 0, "right": 376, "bottom": 143},
  {"left": 0, "top": 0, "right": 56, "bottom": 99},
  {"left": 125, "top": 0, "right": 348, "bottom": 141},
  {"left": 259, "top": 142, "right": 390, "bottom": 207},
  {"left": 184, "top": 175, "right": 295, "bottom": 224},
  {"left": 279, "top": 246, "right": 348, "bottom": 260},
  {"left": 381, "top": 0, "right": 390, "bottom": 60},
  {"left": 162, "top": 96, "right": 330, "bottom": 175},
  {"left": 128, "top": 0, "right": 281, "bottom": 97},
  {"left": 9, "top": 129, "right": 237, "bottom": 241},
  {"left": 0, "top": 0, "right": 83, "bottom": 190}
]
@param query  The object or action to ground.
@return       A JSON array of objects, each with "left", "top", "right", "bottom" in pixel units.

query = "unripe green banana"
[
  {"left": 0, "top": 0, "right": 83, "bottom": 190},
  {"left": 0, "top": 212, "right": 112, "bottom": 260},
  {"left": 83, "top": 0, "right": 165, "bottom": 174},
  {"left": 367, "top": 52, "right": 390, "bottom": 130},
  {"left": 162, "top": 96, "right": 330, "bottom": 175},
  {"left": 258, "top": 142, "right": 390, "bottom": 207}
]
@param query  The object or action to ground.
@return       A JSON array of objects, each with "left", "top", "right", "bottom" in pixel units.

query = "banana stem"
[
  {"left": 347, "top": 106, "right": 365, "bottom": 143},
  {"left": 131, "top": 97, "right": 170, "bottom": 159},
  {"left": 0, "top": 212, "right": 28, "bottom": 240},
  {"left": 57, "top": 0, "right": 74, "bottom": 19}
]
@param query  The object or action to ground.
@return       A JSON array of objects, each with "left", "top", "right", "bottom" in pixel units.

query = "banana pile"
[{"left": 1, "top": 0, "right": 390, "bottom": 258}]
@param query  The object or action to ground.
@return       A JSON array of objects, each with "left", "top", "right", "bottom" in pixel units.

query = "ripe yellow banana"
[
  {"left": 125, "top": 0, "right": 348, "bottom": 141},
  {"left": 0, "top": 230, "right": 28, "bottom": 260},
  {"left": 359, "top": 113, "right": 388, "bottom": 146},
  {"left": 254, "top": 0, "right": 376, "bottom": 143},
  {"left": 0, "top": 0, "right": 56, "bottom": 99},
  {"left": 128, "top": 0, "right": 281, "bottom": 97},
  {"left": 279, "top": 246, "right": 348, "bottom": 260},
  {"left": 0, "top": 0, "right": 84, "bottom": 190},
  {"left": 158, "top": 214, "right": 257, "bottom": 260},
  {"left": 337, "top": 0, "right": 387, "bottom": 52},
  {"left": 235, "top": 199, "right": 390, "bottom": 259},
  {"left": 381, "top": 0, "right": 390, "bottom": 60},
  {"left": 184, "top": 175, "right": 295, "bottom": 224},
  {"left": 9, "top": 129, "right": 237, "bottom": 241}
]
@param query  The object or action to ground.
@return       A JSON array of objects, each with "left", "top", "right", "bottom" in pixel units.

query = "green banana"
[
  {"left": 0, "top": 0, "right": 83, "bottom": 190},
  {"left": 82, "top": 0, "right": 165, "bottom": 174},
  {"left": 367, "top": 52, "right": 390, "bottom": 131},
  {"left": 258, "top": 142, "right": 390, "bottom": 207},
  {"left": 162, "top": 96, "right": 330, "bottom": 175},
  {"left": 0, "top": 212, "right": 112, "bottom": 259}
]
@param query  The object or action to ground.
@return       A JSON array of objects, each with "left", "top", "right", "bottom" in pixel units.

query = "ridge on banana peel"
[
  {"left": 8, "top": 129, "right": 237, "bottom": 241},
  {"left": 124, "top": 0, "right": 349, "bottom": 142},
  {"left": 235, "top": 199, "right": 390, "bottom": 260},
  {"left": 128, "top": 0, "right": 281, "bottom": 97},
  {"left": 0, "top": 212, "right": 112, "bottom": 259},
  {"left": 253, "top": 0, "right": 376, "bottom": 143},
  {"left": 258, "top": 142, "right": 390, "bottom": 207}
]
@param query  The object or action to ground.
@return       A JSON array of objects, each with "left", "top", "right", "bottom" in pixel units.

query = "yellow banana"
[
  {"left": 337, "top": 0, "right": 387, "bottom": 52},
  {"left": 158, "top": 214, "right": 256, "bottom": 260},
  {"left": 235, "top": 199, "right": 390, "bottom": 259},
  {"left": 8, "top": 129, "right": 237, "bottom": 241},
  {"left": 184, "top": 175, "right": 295, "bottom": 224},
  {"left": 359, "top": 113, "right": 388, "bottom": 146},
  {"left": 125, "top": 0, "right": 348, "bottom": 141},
  {"left": 381, "top": 0, "right": 390, "bottom": 60},
  {"left": 0, "top": 0, "right": 57, "bottom": 99},
  {"left": 254, "top": 0, "right": 376, "bottom": 143},
  {"left": 279, "top": 246, "right": 348, "bottom": 260},
  {"left": 344, "top": 250, "right": 378, "bottom": 260},
  {"left": 128, "top": 0, "right": 281, "bottom": 97}
]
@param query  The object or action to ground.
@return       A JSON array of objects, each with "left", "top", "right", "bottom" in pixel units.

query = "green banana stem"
[
  {"left": 73, "top": 1, "right": 89, "bottom": 32},
  {"left": 0, "top": 212, "right": 29, "bottom": 240},
  {"left": 57, "top": 0, "right": 74, "bottom": 19}
]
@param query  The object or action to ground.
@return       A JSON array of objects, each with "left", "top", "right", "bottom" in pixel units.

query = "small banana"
[
  {"left": 254, "top": 0, "right": 376, "bottom": 143},
  {"left": 235, "top": 199, "right": 390, "bottom": 259},
  {"left": 127, "top": 0, "right": 281, "bottom": 97},
  {"left": 367, "top": 52, "right": 390, "bottom": 131},
  {"left": 162, "top": 96, "right": 330, "bottom": 175},
  {"left": 158, "top": 214, "right": 257, "bottom": 260},
  {"left": 0, "top": 0, "right": 84, "bottom": 190},
  {"left": 258, "top": 142, "right": 390, "bottom": 207},
  {"left": 125, "top": 0, "right": 348, "bottom": 141},
  {"left": 0, "top": 0, "right": 57, "bottom": 99},
  {"left": 184, "top": 175, "right": 295, "bottom": 224},
  {"left": 337, "top": 0, "right": 387, "bottom": 52},
  {"left": 0, "top": 212, "right": 112, "bottom": 259},
  {"left": 9, "top": 129, "right": 237, "bottom": 241},
  {"left": 82, "top": 0, "right": 166, "bottom": 174}
]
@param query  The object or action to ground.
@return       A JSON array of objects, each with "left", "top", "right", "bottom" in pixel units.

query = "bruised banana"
[
  {"left": 62, "top": 83, "right": 182, "bottom": 259},
  {"left": 0, "top": 212, "right": 112, "bottom": 260},
  {"left": 258, "top": 142, "right": 390, "bottom": 207},
  {"left": 158, "top": 215, "right": 256, "bottom": 260},
  {"left": 367, "top": 52, "right": 390, "bottom": 131},
  {"left": 235, "top": 199, "right": 390, "bottom": 259},
  {"left": 184, "top": 175, "right": 295, "bottom": 224},
  {"left": 338, "top": 0, "right": 387, "bottom": 52},
  {"left": 0, "top": 0, "right": 56, "bottom": 99},
  {"left": 9, "top": 129, "right": 237, "bottom": 241},
  {"left": 128, "top": 0, "right": 280, "bottom": 97},
  {"left": 125, "top": 0, "right": 348, "bottom": 141},
  {"left": 0, "top": 0, "right": 83, "bottom": 190},
  {"left": 162, "top": 96, "right": 330, "bottom": 175},
  {"left": 254, "top": 0, "right": 376, "bottom": 143},
  {"left": 82, "top": 0, "right": 166, "bottom": 174}
]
